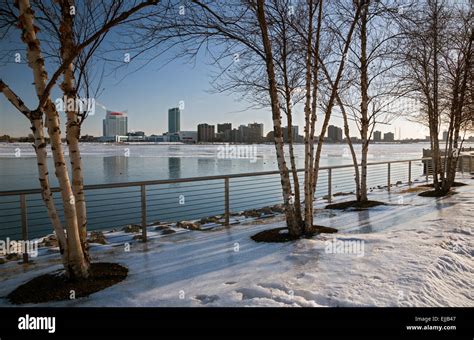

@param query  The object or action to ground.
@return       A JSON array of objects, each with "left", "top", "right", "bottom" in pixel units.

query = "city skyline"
[
  {"left": 0, "top": 47, "right": 437, "bottom": 140},
  {"left": 4, "top": 105, "right": 470, "bottom": 143}
]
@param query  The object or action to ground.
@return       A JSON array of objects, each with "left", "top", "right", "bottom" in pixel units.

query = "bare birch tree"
[
  {"left": 326, "top": 0, "right": 405, "bottom": 203},
  {"left": 397, "top": 0, "right": 472, "bottom": 195},
  {"left": 143, "top": 0, "right": 364, "bottom": 236},
  {"left": 0, "top": 0, "right": 161, "bottom": 278}
]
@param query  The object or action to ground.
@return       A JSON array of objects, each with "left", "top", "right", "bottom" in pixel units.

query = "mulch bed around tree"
[
  {"left": 7, "top": 262, "right": 128, "bottom": 304},
  {"left": 251, "top": 225, "right": 337, "bottom": 243},
  {"left": 418, "top": 190, "right": 456, "bottom": 198},
  {"left": 419, "top": 182, "right": 467, "bottom": 188},
  {"left": 417, "top": 182, "right": 466, "bottom": 197},
  {"left": 325, "top": 200, "right": 386, "bottom": 210}
]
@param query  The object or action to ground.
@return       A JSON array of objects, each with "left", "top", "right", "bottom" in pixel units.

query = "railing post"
[
  {"left": 20, "top": 194, "right": 29, "bottom": 264},
  {"left": 408, "top": 161, "right": 412, "bottom": 185},
  {"left": 224, "top": 178, "right": 230, "bottom": 226},
  {"left": 425, "top": 159, "right": 429, "bottom": 183},
  {"left": 141, "top": 185, "right": 147, "bottom": 242},
  {"left": 387, "top": 163, "right": 391, "bottom": 191},
  {"left": 327, "top": 168, "right": 332, "bottom": 203}
]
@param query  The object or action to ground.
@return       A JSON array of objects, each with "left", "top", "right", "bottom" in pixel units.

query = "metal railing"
[{"left": 0, "top": 156, "right": 471, "bottom": 263}]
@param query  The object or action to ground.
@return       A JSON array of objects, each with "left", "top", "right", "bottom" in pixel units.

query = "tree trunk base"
[
  {"left": 7, "top": 262, "right": 127, "bottom": 304},
  {"left": 325, "top": 200, "right": 386, "bottom": 210},
  {"left": 418, "top": 190, "right": 455, "bottom": 198},
  {"left": 420, "top": 182, "right": 467, "bottom": 188},
  {"left": 251, "top": 225, "right": 338, "bottom": 243}
]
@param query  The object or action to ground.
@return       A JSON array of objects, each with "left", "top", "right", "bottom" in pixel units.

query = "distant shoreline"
[{"left": 0, "top": 141, "right": 441, "bottom": 146}]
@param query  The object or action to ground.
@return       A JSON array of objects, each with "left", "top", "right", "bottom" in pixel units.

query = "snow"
[{"left": 0, "top": 176, "right": 472, "bottom": 307}]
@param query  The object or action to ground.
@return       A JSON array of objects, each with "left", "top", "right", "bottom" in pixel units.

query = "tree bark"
[
  {"left": 256, "top": 0, "right": 302, "bottom": 237},
  {"left": 312, "top": 1, "right": 364, "bottom": 194},
  {"left": 281, "top": 17, "right": 303, "bottom": 227},
  {"left": 307, "top": 0, "right": 324, "bottom": 231},
  {"left": 338, "top": 96, "right": 361, "bottom": 200},
  {"left": 359, "top": 0, "right": 369, "bottom": 202},
  {"left": 59, "top": 0, "right": 89, "bottom": 251},
  {"left": 0, "top": 81, "right": 69, "bottom": 266},
  {"left": 18, "top": 0, "right": 89, "bottom": 278},
  {"left": 303, "top": 0, "right": 315, "bottom": 231},
  {"left": 443, "top": 27, "right": 473, "bottom": 191}
]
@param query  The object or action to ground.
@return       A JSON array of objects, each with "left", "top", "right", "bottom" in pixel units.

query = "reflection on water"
[
  {"left": 0, "top": 143, "right": 437, "bottom": 191},
  {"left": 168, "top": 157, "right": 181, "bottom": 179},
  {"left": 197, "top": 158, "right": 216, "bottom": 175},
  {"left": 103, "top": 156, "right": 129, "bottom": 182},
  {"left": 356, "top": 209, "right": 373, "bottom": 234}
]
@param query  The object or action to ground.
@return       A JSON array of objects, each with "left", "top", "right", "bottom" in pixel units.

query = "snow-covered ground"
[{"left": 0, "top": 177, "right": 473, "bottom": 307}]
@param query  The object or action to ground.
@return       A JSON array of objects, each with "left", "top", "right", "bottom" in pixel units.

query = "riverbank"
[{"left": 0, "top": 176, "right": 472, "bottom": 307}]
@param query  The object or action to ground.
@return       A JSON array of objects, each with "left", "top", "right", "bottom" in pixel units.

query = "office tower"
[
  {"left": 373, "top": 131, "right": 382, "bottom": 142},
  {"left": 217, "top": 123, "right": 232, "bottom": 133},
  {"left": 168, "top": 107, "right": 181, "bottom": 134},
  {"left": 197, "top": 123, "right": 215, "bottom": 142},
  {"left": 384, "top": 132, "right": 395, "bottom": 142},
  {"left": 442, "top": 131, "right": 448, "bottom": 141},
  {"left": 103, "top": 110, "right": 128, "bottom": 137},
  {"left": 282, "top": 126, "right": 300, "bottom": 142},
  {"left": 328, "top": 125, "right": 343, "bottom": 142},
  {"left": 248, "top": 123, "right": 264, "bottom": 139}
]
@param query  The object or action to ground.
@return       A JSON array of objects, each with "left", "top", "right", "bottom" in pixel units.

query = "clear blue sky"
[{"left": 0, "top": 31, "right": 430, "bottom": 139}]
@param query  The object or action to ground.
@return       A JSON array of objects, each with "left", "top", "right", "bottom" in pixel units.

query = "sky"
[{"left": 0, "top": 21, "right": 432, "bottom": 140}]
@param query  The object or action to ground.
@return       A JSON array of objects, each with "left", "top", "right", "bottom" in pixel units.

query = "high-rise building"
[
  {"left": 291, "top": 126, "right": 299, "bottom": 138},
  {"left": 282, "top": 126, "right": 300, "bottom": 142},
  {"left": 168, "top": 107, "right": 181, "bottom": 134},
  {"left": 384, "top": 132, "right": 395, "bottom": 142},
  {"left": 328, "top": 125, "right": 343, "bottom": 142},
  {"left": 103, "top": 110, "right": 128, "bottom": 137},
  {"left": 217, "top": 123, "right": 232, "bottom": 142},
  {"left": 248, "top": 123, "right": 264, "bottom": 139},
  {"left": 238, "top": 125, "right": 249, "bottom": 142},
  {"left": 373, "top": 131, "right": 382, "bottom": 142},
  {"left": 442, "top": 131, "right": 448, "bottom": 141},
  {"left": 197, "top": 124, "right": 215, "bottom": 142},
  {"left": 217, "top": 123, "right": 232, "bottom": 133},
  {"left": 237, "top": 123, "right": 264, "bottom": 143}
]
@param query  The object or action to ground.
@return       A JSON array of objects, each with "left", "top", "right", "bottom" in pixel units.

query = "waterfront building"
[
  {"left": 384, "top": 132, "right": 395, "bottom": 142},
  {"left": 373, "top": 131, "right": 382, "bottom": 142},
  {"left": 198, "top": 124, "right": 215, "bottom": 142},
  {"left": 168, "top": 107, "right": 181, "bottom": 134},
  {"left": 178, "top": 131, "right": 198, "bottom": 143},
  {"left": 127, "top": 131, "right": 146, "bottom": 142},
  {"left": 328, "top": 125, "right": 343, "bottom": 142},
  {"left": 217, "top": 123, "right": 232, "bottom": 134},
  {"left": 103, "top": 110, "right": 128, "bottom": 137}
]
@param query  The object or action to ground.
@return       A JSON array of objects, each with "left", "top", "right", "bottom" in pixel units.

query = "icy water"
[
  {"left": 0, "top": 142, "right": 468, "bottom": 239},
  {"left": 0, "top": 142, "right": 434, "bottom": 190}
]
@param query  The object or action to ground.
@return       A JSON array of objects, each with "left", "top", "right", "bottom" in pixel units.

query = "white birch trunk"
[
  {"left": 18, "top": 0, "right": 89, "bottom": 278},
  {"left": 59, "top": 0, "right": 88, "bottom": 247},
  {"left": 0, "top": 81, "right": 69, "bottom": 265},
  {"left": 256, "top": 0, "right": 302, "bottom": 237}
]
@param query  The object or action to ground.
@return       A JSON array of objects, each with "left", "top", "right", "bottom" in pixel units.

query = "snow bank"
[{"left": 0, "top": 177, "right": 472, "bottom": 307}]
